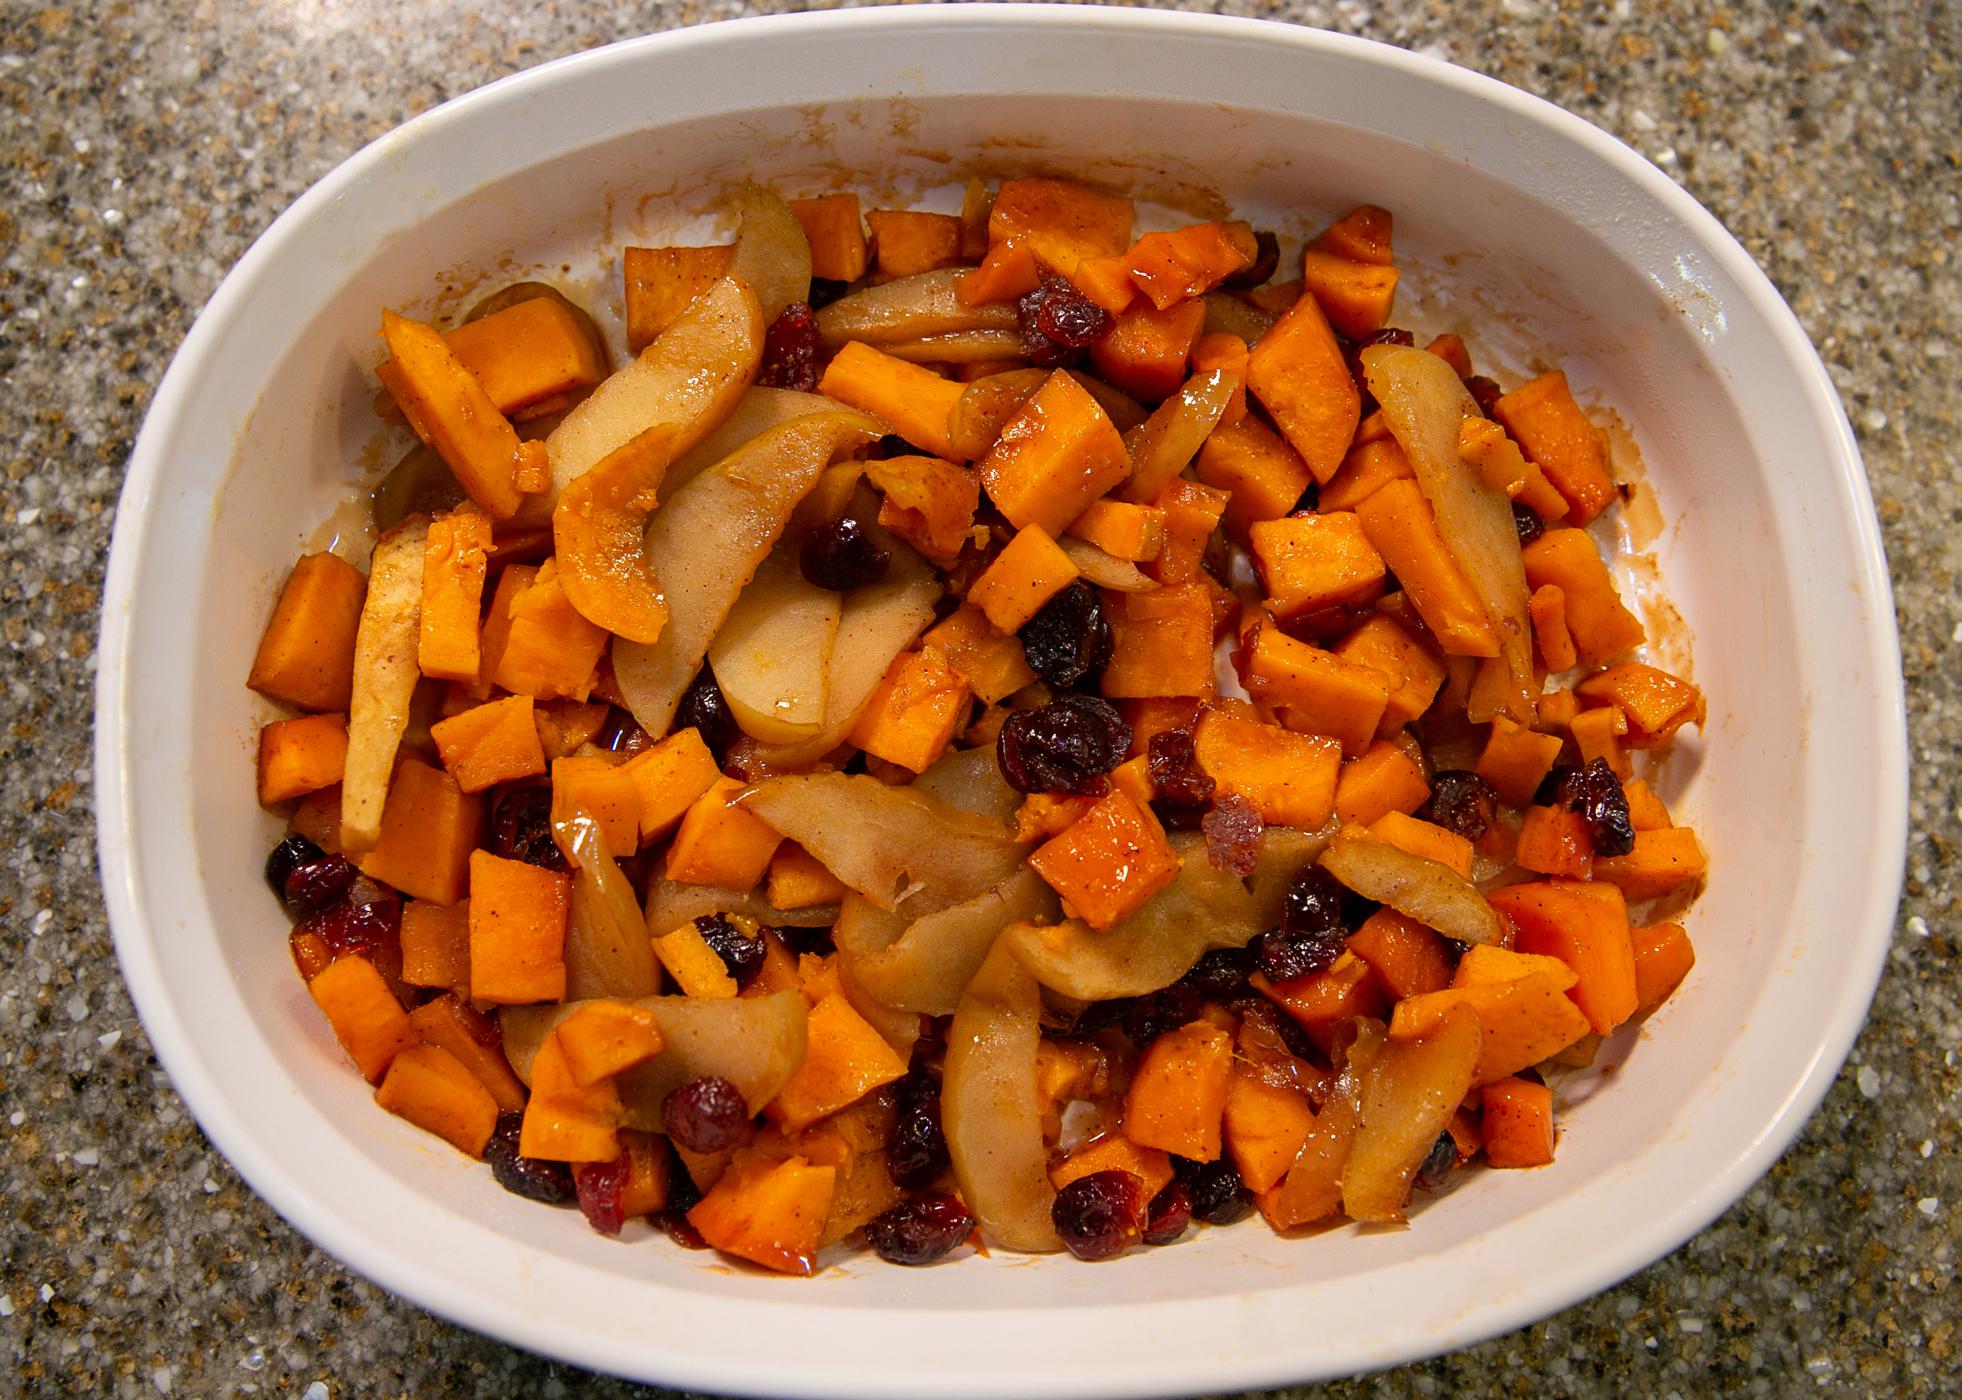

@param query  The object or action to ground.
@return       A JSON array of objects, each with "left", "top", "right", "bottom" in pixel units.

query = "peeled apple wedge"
[
  {"left": 663, "top": 386, "right": 839, "bottom": 497},
  {"left": 706, "top": 549, "right": 841, "bottom": 745},
  {"left": 612, "top": 410, "right": 883, "bottom": 735},
  {"left": 727, "top": 183, "right": 813, "bottom": 326}
]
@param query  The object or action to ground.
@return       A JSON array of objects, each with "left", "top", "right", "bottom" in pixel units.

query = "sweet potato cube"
[
  {"left": 1067, "top": 252, "right": 1140, "bottom": 316},
  {"left": 1622, "top": 777, "right": 1675, "bottom": 832},
  {"left": 1333, "top": 739, "right": 1431, "bottom": 824},
  {"left": 1521, "top": 529, "right": 1645, "bottom": 666},
  {"left": 1252, "top": 512, "right": 1386, "bottom": 623},
  {"left": 248, "top": 552, "right": 366, "bottom": 712},
  {"left": 307, "top": 955, "right": 416, "bottom": 1083},
  {"left": 1089, "top": 296, "right": 1207, "bottom": 401},
  {"left": 1332, "top": 614, "right": 1445, "bottom": 736},
  {"left": 651, "top": 919, "right": 740, "bottom": 999},
  {"left": 1050, "top": 1135, "right": 1176, "bottom": 1200},
  {"left": 1391, "top": 975, "right": 1590, "bottom": 1085},
  {"left": 1310, "top": 204, "right": 1395, "bottom": 266},
  {"left": 1029, "top": 790, "right": 1180, "bottom": 930},
  {"left": 621, "top": 727, "right": 721, "bottom": 844},
  {"left": 1015, "top": 793, "right": 1098, "bottom": 844},
  {"left": 1570, "top": 704, "right": 1633, "bottom": 779},
  {"left": 399, "top": 900, "right": 471, "bottom": 994},
  {"left": 425, "top": 295, "right": 605, "bottom": 420},
  {"left": 417, "top": 510, "right": 492, "bottom": 682},
  {"left": 766, "top": 843, "right": 849, "bottom": 911},
  {"left": 1513, "top": 805, "right": 1594, "bottom": 879},
  {"left": 1223, "top": 1067, "right": 1316, "bottom": 1193},
  {"left": 1066, "top": 499, "right": 1166, "bottom": 562},
  {"left": 847, "top": 648, "right": 973, "bottom": 774},
  {"left": 1124, "top": 221, "right": 1258, "bottom": 309},
  {"left": 1254, "top": 953, "right": 1389, "bottom": 1054},
  {"left": 967, "top": 524, "right": 1079, "bottom": 632},
  {"left": 866, "top": 208, "right": 963, "bottom": 278},
  {"left": 688, "top": 1151, "right": 838, "bottom": 1276},
  {"left": 1491, "top": 370, "right": 1617, "bottom": 526},
  {"left": 1368, "top": 810, "right": 1475, "bottom": 878},
  {"left": 407, "top": 993, "right": 526, "bottom": 1113},
  {"left": 988, "top": 177, "right": 1134, "bottom": 275},
  {"left": 1457, "top": 415, "right": 1569, "bottom": 523},
  {"left": 1574, "top": 663, "right": 1706, "bottom": 748},
  {"left": 1481, "top": 1075, "right": 1555, "bottom": 1168},
  {"left": 467, "top": 849, "right": 571, "bottom": 1004},
  {"left": 1475, "top": 715, "right": 1566, "bottom": 808},
  {"left": 379, "top": 309, "right": 530, "bottom": 520},
  {"left": 1193, "top": 708, "right": 1340, "bottom": 829},
  {"left": 767, "top": 992, "right": 910, "bottom": 1134},
  {"left": 867, "top": 454, "right": 979, "bottom": 570},
  {"left": 1632, "top": 921, "right": 1696, "bottom": 1014},
  {"left": 959, "top": 241, "right": 1043, "bottom": 307},
  {"left": 1146, "top": 478, "right": 1230, "bottom": 586},
  {"left": 1244, "top": 290, "right": 1360, "bottom": 484},
  {"left": 1592, "top": 827, "right": 1707, "bottom": 900},
  {"left": 1452, "top": 944, "right": 1580, "bottom": 993},
  {"left": 1528, "top": 582, "right": 1580, "bottom": 673},
  {"left": 354, "top": 757, "right": 483, "bottom": 905},
  {"left": 665, "top": 776, "right": 783, "bottom": 890},
  {"left": 1124, "top": 1019, "right": 1235, "bottom": 1161},
  {"left": 1347, "top": 908, "right": 1456, "bottom": 999},
  {"left": 817, "top": 342, "right": 964, "bottom": 461},
  {"left": 558, "top": 1000, "right": 666, "bottom": 1086},
  {"left": 787, "top": 194, "right": 870, "bottom": 283},
  {"left": 1194, "top": 415, "right": 1316, "bottom": 536},
  {"left": 429, "top": 695, "right": 546, "bottom": 793},
  {"left": 519, "top": 1031, "right": 623, "bottom": 1162},
  {"left": 1102, "top": 583, "right": 1217, "bottom": 701},
  {"left": 615, "top": 1129, "right": 673, "bottom": 1220},
  {"left": 1320, "top": 435, "right": 1416, "bottom": 513},
  {"left": 550, "top": 755, "right": 641, "bottom": 860},
  {"left": 623, "top": 245, "right": 734, "bottom": 352},
  {"left": 1356, "top": 478, "right": 1499, "bottom": 657},
  {"left": 1298, "top": 249, "right": 1399, "bottom": 340},
  {"left": 257, "top": 712, "right": 349, "bottom": 805},
  {"left": 493, "top": 559, "right": 610, "bottom": 701},
  {"left": 921, "top": 603, "right": 1038, "bottom": 704},
  {"left": 1242, "top": 627, "right": 1391, "bottom": 755},
  {"left": 978, "top": 370, "right": 1130, "bottom": 535},
  {"left": 375, "top": 1043, "right": 500, "bottom": 1157}
]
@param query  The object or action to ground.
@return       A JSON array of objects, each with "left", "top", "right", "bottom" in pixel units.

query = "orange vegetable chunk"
[
  {"left": 868, "top": 454, "right": 979, "bottom": 569},
  {"left": 1242, "top": 626, "right": 1391, "bottom": 755},
  {"left": 379, "top": 309, "right": 531, "bottom": 520},
  {"left": 688, "top": 1151, "right": 838, "bottom": 1276},
  {"left": 1195, "top": 415, "right": 1317, "bottom": 536},
  {"left": 491, "top": 558, "right": 611, "bottom": 701},
  {"left": 847, "top": 648, "right": 973, "bottom": 773},
  {"left": 978, "top": 370, "right": 1131, "bottom": 535},
  {"left": 1310, "top": 204, "right": 1395, "bottom": 266},
  {"left": 1125, "top": 221, "right": 1257, "bottom": 308},
  {"left": 665, "top": 776, "right": 784, "bottom": 890},
  {"left": 1298, "top": 249, "right": 1399, "bottom": 340},
  {"left": 968, "top": 524, "right": 1080, "bottom": 632},
  {"left": 1193, "top": 707, "right": 1340, "bottom": 829},
  {"left": 988, "top": 177, "right": 1134, "bottom": 275},
  {"left": 429, "top": 694, "right": 546, "bottom": 793},
  {"left": 1255, "top": 953, "right": 1389, "bottom": 1054},
  {"left": 557, "top": 999, "right": 666, "bottom": 1086},
  {"left": 1592, "top": 827, "right": 1708, "bottom": 900},
  {"left": 1146, "top": 478, "right": 1230, "bottom": 586},
  {"left": 768, "top": 991, "right": 910, "bottom": 1133},
  {"left": 866, "top": 208, "right": 964, "bottom": 278},
  {"left": 520, "top": 1031, "right": 622, "bottom": 1162},
  {"left": 1223, "top": 1067, "right": 1316, "bottom": 1193},
  {"left": 623, "top": 245, "right": 734, "bottom": 352},
  {"left": 399, "top": 900, "right": 471, "bottom": 994},
  {"left": 307, "top": 954, "right": 416, "bottom": 1083},
  {"left": 922, "top": 604, "right": 1038, "bottom": 704},
  {"left": 959, "top": 242, "right": 1043, "bottom": 306},
  {"left": 1252, "top": 511, "right": 1386, "bottom": 622},
  {"left": 257, "top": 712, "right": 349, "bottom": 805},
  {"left": 817, "top": 342, "right": 964, "bottom": 461},
  {"left": 1050, "top": 1135, "right": 1176, "bottom": 1200},
  {"left": 1355, "top": 478, "right": 1499, "bottom": 657},
  {"left": 428, "top": 294, "right": 604, "bottom": 419},
  {"left": 1528, "top": 583, "right": 1580, "bottom": 673},
  {"left": 1513, "top": 804, "right": 1595, "bottom": 879},
  {"left": 374, "top": 1043, "right": 500, "bottom": 1157},
  {"left": 1391, "top": 974, "right": 1590, "bottom": 1085},
  {"left": 1066, "top": 499, "right": 1166, "bottom": 562},
  {"left": 354, "top": 757, "right": 484, "bottom": 905},
  {"left": 1190, "top": 332, "right": 1250, "bottom": 425},
  {"left": 1520, "top": 529, "right": 1645, "bottom": 666},
  {"left": 1574, "top": 663, "right": 1706, "bottom": 748},
  {"left": 1632, "top": 921, "right": 1696, "bottom": 1014},
  {"left": 1570, "top": 704, "right": 1633, "bottom": 779},
  {"left": 1333, "top": 739, "right": 1431, "bottom": 824},
  {"left": 407, "top": 993, "right": 527, "bottom": 1114},
  {"left": 1475, "top": 715, "right": 1566, "bottom": 808},
  {"left": 1368, "top": 810, "right": 1475, "bottom": 878},
  {"left": 550, "top": 755, "right": 642, "bottom": 860},
  {"left": 1481, "top": 1075, "right": 1555, "bottom": 1168},
  {"left": 1101, "top": 583, "right": 1217, "bottom": 701},
  {"left": 621, "top": 727, "right": 721, "bottom": 844},
  {"left": 1089, "top": 296, "right": 1207, "bottom": 402},
  {"left": 1452, "top": 944, "right": 1580, "bottom": 992},
  {"left": 248, "top": 552, "right": 366, "bottom": 712},
  {"left": 1488, "top": 879, "right": 1638, "bottom": 1036},
  {"left": 1347, "top": 908, "right": 1456, "bottom": 999},
  {"left": 1028, "top": 790, "right": 1181, "bottom": 930},
  {"left": 418, "top": 510, "right": 492, "bottom": 682},
  {"left": 1332, "top": 614, "right": 1445, "bottom": 736},
  {"left": 467, "top": 849, "right": 571, "bottom": 1004},
  {"left": 1320, "top": 435, "right": 1415, "bottom": 513},
  {"left": 1491, "top": 370, "right": 1617, "bottom": 526},
  {"left": 1124, "top": 1019, "right": 1235, "bottom": 1161},
  {"left": 1244, "top": 289, "right": 1360, "bottom": 484},
  {"left": 787, "top": 194, "right": 870, "bottom": 282},
  {"left": 651, "top": 918, "right": 740, "bottom": 999},
  {"left": 767, "top": 843, "right": 849, "bottom": 911}
]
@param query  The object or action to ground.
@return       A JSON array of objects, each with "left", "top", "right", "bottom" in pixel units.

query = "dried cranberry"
[
  {"left": 1017, "top": 277, "right": 1112, "bottom": 366},
  {"left": 758, "top": 301, "right": 821, "bottom": 391},
  {"left": 1124, "top": 984, "right": 1202, "bottom": 1046},
  {"left": 1219, "top": 230, "right": 1281, "bottom": 290},
  {"left": 675, "top": 665, "right": 742, "bottom": 759},
  {"left": 1186, "top": 1158, "right": 1251, "bottom": 1225},
  {"left": 801, "top": 516, "right": 892, "bottom": 592},
  {"left": 1177, "top": 946, "right": 1253, "bottom": 999},
  {"left": 864, "top": 1191, "right": 974, "bottom": 1265},
  {"left": 694, "top": 914, "right": 766, "bottom": 990},
  {"left": 1412, "top": 1131, "right": 1458, "bottom": 1194},
  {"left": 265, "top": 834, "right": 324, "bottom": 899},
  {"left": 1019, "top": 582, "right": 1112, "bottom": 689},
  {"left": 1538, "top": 759, "right": 1637, "bottom": 857},
  {"left": 1512, "top": 501, "right": 1546, "bottom": 547},
  {"left": 1052, "top": 1170, "right": 1144, "bottom": 1261},
  {"left": 996, "top": 694, "right": 1131, "bottom": 796},
  {"left": 661, "top": 1075, "right": 751, "bottom": 1154},
  {"left": 1202, "top": 793, "right": 1263, "bottom": 876},
  {"left": 1147, "top": 726, "right": 1215, "bottom": 812},
  {"left": 575, "top": 1154, "right": 630, "bottom": 1236},
  {"left": 889, "top": 1068, "right": 949, "bottom": 1189},
  {"left": 1465, "top": 375, "right": 1505, "bottom": 418},
  {"left": 1422, "top": 770, "right": 1502, "bottom": 844},
  {"left": 807, "top": 276, "right": 850, "bottom": 309},
  {"left": 487, "top": 787, "right": 568, "bottom": 872},
  {"left": 1142, "top": 1182, "right": 1193, "bottom": 1245},
  {"left": 282, "top": 854, "right": 357, "bottom": 917},
  {"left": 485, "top": 1112, "right": 575, "bottom": 1204},
  {"left": 298, "top": 876, "right": 402, "bottom": 955}
]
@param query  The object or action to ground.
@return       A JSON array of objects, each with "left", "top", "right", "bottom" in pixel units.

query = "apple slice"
[
  {"left": 726, "top": 183, "right": 813, "bottom": 326},
  {"left": 706, "top": 549, "right": 841, "bottom": 745},
  {"left": 664, "top": 386, "right": 837, "bottom": 497},
  {"left": 339, "top": 515, "right": 428, "bottom": 853}
]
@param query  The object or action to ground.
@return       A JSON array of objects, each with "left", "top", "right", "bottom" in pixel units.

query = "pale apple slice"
[
  {"left": 540, "top": 277, "right": 764, "bottom": 513},
  {"left": 849, "top": 867, "right": 1058, "bottom": 1016},
  {"left": 706, "top": 549, "right": 841, "bottom": 745},
  {"left": 1318, "top": 823, "right": 1503, "bottom": 945},
  {"left": 1119, "top": 366, "right": 1239, "bottom": 502},
  {"left": 911, "top": 745, "right": 1021, "bottom": 823},
  {"left": 339, "top": 515, "right": 428, "bottom": 853},
  {"left": 816, "top": 268, "right": 1020, "bottom": 352},
  {"left": 664, "top": 386, "right": 839, "bottom": 497},
  {"left": 1341, "top": 1003, "right": 1482, "bottom": 1222},
  {"left": 556, "top": 808, "right": 660, "bottom": 1000},
  {"left": 726, "top": 183, "right": 812, "bottom": 326},
  {"left": 611, "top": 410, "right": 883, "bottom": 735},
  {"left": 1058, "top": 536, "right": 1158, "bottom": 593}
]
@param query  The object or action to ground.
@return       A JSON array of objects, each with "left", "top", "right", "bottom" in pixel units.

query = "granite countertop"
[{"left": 3, "top": 1, "right": 1956, "bottom": 1395}]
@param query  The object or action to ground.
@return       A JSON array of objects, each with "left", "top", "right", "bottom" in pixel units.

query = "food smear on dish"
[{"left": 244, "top": 177, "right": 1707, "bottom": 1273}]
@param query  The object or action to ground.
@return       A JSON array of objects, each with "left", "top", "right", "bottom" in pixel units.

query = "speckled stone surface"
[{"left": 2, "top": 0, "right": 1955, "bottom": 1395}]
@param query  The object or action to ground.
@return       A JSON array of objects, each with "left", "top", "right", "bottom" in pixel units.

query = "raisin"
[
  {"left": 1142, "top": 1182, "right": 1193, "bottom": 1245},
  {"left": 661, "top": 1075, "right": 751, "bottom": 1155},
  {"left": 485, "top": 1112, "right": 575, "bottom": 1204},
  {"left": 889, "top": 1068, "right": 949, "bottom": 1189},
  {"left": 1219, "top": 230, "right": 1281, "bottom": 290},
  {"left": 1512, "top": 501, "right": 1545, "bottom": 547},
  {"left": 694, "top": 914, "right": 766, "bottom": 990},
  {"left": 807, "top": 276, "right": 850, "bottom": 309},
  {"left": 1412, "top": 1131, "right": 1458, "bottom": 1194},
  {"left": 1019, "top": 581, "right": 1112, "bottom": 689},
  {"left": 281, "top": 854, "right": 356, "bottom": 917},
  {"left": 758, "top": 301, "right": 821, "bottom": 391},
  {"left": 1052, "top": 1170, "right": 1144, "bottom": 1261},
  {"left": 1146, "top": 726, "right": 1215, "bottom": 813},
  {"left": 996, "top": 694, "right": 1131, "bottom": 796},
  {"left": 800, "top": 516, "right": 891, "bottom": 592},
  {"left": 1177, "top": 946, "right": 1253, "bottom": 999},
  {"left": 1422, "top": 770, "right": 1502, "bottom": 844},
  {"left": 675, "top": 665, "right": 742, "bottom": 759},
  {"left": 1254, "top": 865, "right": 1350, "bottom": 982},
  {"left": 1186, "top": 1158, "right": 1251, "bottom": 1225},
  {"left": 574, "top": 1154, "right": 629, "bottom": 1236},
  {"left": 1124, "top": 984, "right": 1202, "bottom": 1046},
  {"left": 265, "top": 834, "right": 324, "bottom": 900},
  {"left": 1202, "top": 793, "right": 1263, "bottom": 876},
  {"left": 1017, "top": 277, "right": 1112, "bottom": 366},
  {"left": 1539, "top": 759, "right": 1637, "bottom": 858},
  {"left": 487, "top": 787, "right": 568, "bottom": 872},
  {"left": 1283, "top": 865, "right": 1348, "bottom": 942},
  {"left": 1465, "top": 375, "right": 1505, "bottom": 418},
  {"left": 864, "top": 1191, "right": 974, "bottom": 1265},
  {"left": 298, "top": 875, "right": 401, "bottom": 955}
]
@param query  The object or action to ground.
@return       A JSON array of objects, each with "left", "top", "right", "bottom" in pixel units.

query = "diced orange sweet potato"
[
  {"left": 1476, "top": 715, "right": 1566, "bottom": 808},
  {"left": 1244, "top": 290, "right": 1360, "bottom": 484},
  {"left": 1102, "top": 583, "right": 1217, "bottom": 700},
  {"left": 817, "top": 342, "right": 964, "bottom": 461},
  {"left": 407, "top": 993, "right": 527, "bottom": 1114},
  {"left": 1491, "top": 370, "right": 1617, "bottom": 526},
  {"left": 1061, "top": 252, "right": 1137, "bottom": 315},
  {"left": 1320, "top": 435, "right": 1416, "bottom": 513},
  {"left": 1066, "top": 499, "right": 1166, "bottom": 562},
  {"left": 614, "top": 1129, "right": 673, "bottom": 1220},
  {"left": 1528, "top": 583, "right": 1579, "bottom": 673},
  {"left": 550, "top": 755, "right": 641, "bottom": 860},
  {"left": 1513, "top": 805, "right": 1594, "bottom": 879},
  {"left": 399, "top": 899, "right": 471, "bottom": 994},
  {"left": 379, "top": 309, "right": 532, "bottom": 520},
  {"left": 768, "top": 991, "right": 910, "bottom": 1133},
  {"left": 257, "top": 712, "right": 349, "bottom": 805},
  {"left": 1592, "top": 827, "right": 1707, "bottom": 900},
  {"left": 1622, "top": 777, "right": 1674, "bottom": 831},
  {"left": 1452, "top": 944, "right": 1579, "bottom": 993},
  {"left": 1489, "top": 879, "right": 1638, "bottom": 1036},
  {"left": 1368, "top": 811, "right": 1474, "bottom": 878},
  {"left": 652, "top": 918, "right": 741, "bottom": 999},
  {"left": 623, "top": 245, "right": 735, "bottom": 352},
  {"left": 520, "top": 1031, "right": 623, "bottom": 1162},
  {"left": 921, "top": 603, "right": 1038, "bottom": 704},
  {"left": 354, "top": 757, "right": 483, "bottom": 905},
  {"left": 1090, "top": 296, "right": 1207, "bottom": 401},
  {"left": 1347, "top": 908, "right": 1456, "bottom": 999},
  {"left": 767, "top": 843, "right": 849, "bottom": 911},
  {"left": 417, "top": 510, "right": 492, "bottom": 682},
  {"left": 1425, "top": 332, "right": 1472, "bottom": 378},
  {"left": 1190, "top": 332, "right": 1250, "bottom": 426},
  {"left": 1456, "top": 415, "right": 1569, "bottom": 523},
  {"left": 1310, "top": 204, "right": 1394, "bottom": 266},
  {"left": 1390, "top": 974, "right": 1590, "bottom": 1085},
  {"left": 1223, "top": 1067, "right": 1316, "bottom": 1193},
  {"left": 1298, "top": 249, "right": 1399, "bottom": 340},
  {"left": 1632, "top": 921, "right": 1696, "bottom": 1014},
  {"left": 787, "top": 194, "right": 870, "bottom": 282},
  {"left": 958, "top": 241, "right": 1043, "bottom": 307},
  {"left": 1242, "top": 626, "right": 1391, "bottom": 755},
  {"left": 967, "top": 524, "right": 1080, "bottom": 632},
  {"left": 1049, "top": 1135, "right": 1176, "bottom": 1200},
  {"left": 666, "top": 776, "right": 785, "bottom": 891},
  {"left": 1574, "top": 663, "right": 1706, "bottom": 748},
  {"left": 1124, "top": 221, "right": 1258, "bottom": 309},
  {"left": 470, "top": 561, "right": 531, "bottom": 699},
  {"left": 1521, "top": 530, "right": 1647, "bottom": 668},
  {"left": 1569, "top": 704, "right": 1632, "bottom": 780},
  {"left": 847, "top": 648, "right": 973, "bottom": 773},
  {"left": 1193, "top": 708, "right": 1341, "bottom": 829},
  {"left": 1120, "top": 698, "right": 1202, "bottom": 759},
  {"left": 557, "top": 999, "right": 666, "bottom": 1086},
  {"left": 429, "top": 695, "right": 546, "bottom": 793},
  {"left": 1251, "top": 511, "right": 1386, "bottom": 623},
  {"left": 1538, "top": 686, "right": 1581, "bottom": 733},
  {"left": 621, "top": 727, "right": 721, "bottom": 845},
  {"left": 1254, "top": 953, "right": 1389, "bottom": 1054},
  {"left": 307, "top": 954, "right": 416, "bottom": 1082},
  {"left": 248, "top": 552, "right": 367, "bottom": 712},
  {"left": 1481, "top": 1075, "right": 1555, "bottom": 1168},
  {"left": 1029, "top": 790, "right": 1180, "bottom": 930},
  {"left": 867, "top": 454, "right": 979, "bottom": 569},
  {"left": 1332, "top": 614, "right": 1446, "bottom": 736},
  {"left": 1146, "top": 478, "right": 1230, "bottom": 586},
  {"left": 979, "top": 370, "right": 1131, "bottom": 534},
  {"left": 426, "top": 295, "right": 605, "bottom": 420},
  {"left": 468, "top": 849, "right": 571, "bottom": 1003},
  {"left": 491, "top": 558, "right": 610, "bottom": 701},
  {"left": 1334, "top": 739, "right": 1431, "bottom": 824},
  {"left": 688, "top": 1150, "right": 837, "bottom": 1276},
  {"left": 866, "top": 208, "right": 963, "bottom": 278},
  {"left": 1356, "top": 478, "right": 1499, "bottom": 657},
  {"left": 1015, "top": 793, "right": 1098, "bottom": 843},
  {"left": 1195, "top": 415, "right": 1317, "bottom": 536},
  {"left": 1124, "top": 1019, "right": 1235, "bottom": 1161},
  {"left": 988, "top": 177, "right": 1134, "bottom": 275},
  {"left": 375, "top": 1043, "right": 500, "bottom": 1157}
]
